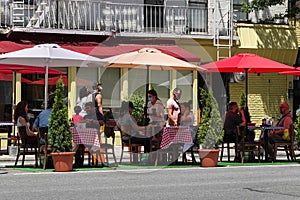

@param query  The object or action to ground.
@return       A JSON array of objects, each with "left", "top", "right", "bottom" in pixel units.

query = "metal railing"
[{"left": 0, "top": 0, "right": 208, "bottom": 35}]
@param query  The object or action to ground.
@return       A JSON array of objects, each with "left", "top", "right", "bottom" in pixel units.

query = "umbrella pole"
[
  {"left": 12, "top": 70, "right": 16, "bottom": 108},
  {"left": 245, "top": 69, "right": 248, "bottom": 107},
  {"left": 44, "top": 65, "right": 49, "bottom": 110},
  {"left": 144, "top": 65, "right": 150, "bottom": 118}
]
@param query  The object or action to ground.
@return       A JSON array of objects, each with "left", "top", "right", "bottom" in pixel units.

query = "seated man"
[
  {"left": 267, "top": 103, "right": 293, "bottom": 159},
  {"left": 117, "top": 101, "right": 152, "bottom": 153},
  {"left": 74, "top": 102, "right": 101, "bottom": 167},
  {"left": 32, "top": 95, "right": 54, "bottom": 145}
]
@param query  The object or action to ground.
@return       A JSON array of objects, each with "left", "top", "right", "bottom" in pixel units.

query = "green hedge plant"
[
  {"left": 198, "top": 88, "right": 224, "bottom": 149},
  {"left": 48, "top": 77, "right": 72, "bottom": 152}
]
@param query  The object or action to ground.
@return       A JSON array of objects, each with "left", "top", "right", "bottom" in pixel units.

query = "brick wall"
[{"left": 229, "top": 72, "right": 292, "bottom": 125}]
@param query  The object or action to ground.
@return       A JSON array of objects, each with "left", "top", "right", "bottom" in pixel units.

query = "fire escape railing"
[{"left": 0, "top": 0, "right": 208, "bottom": 35}]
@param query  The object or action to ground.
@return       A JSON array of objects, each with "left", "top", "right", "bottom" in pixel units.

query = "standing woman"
[
  {"left": 14, "top": 101, "right": 38, "bottom": 145},
  {"left": 147, "top": 89, "right": 165, "bottom": 126},
  {"left": 166, "top": 88, "right": 182, "bottom": 126}
]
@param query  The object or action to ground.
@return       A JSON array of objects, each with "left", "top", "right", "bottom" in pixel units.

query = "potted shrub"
[
  {"left": 48, "top": 77, "right": 75, "bottom": 172},
  {"left": 198, "top": 88, "right": 224, "bottom": 167},
  {"left": 294, "top": 106, "right": 300, "bottom": 150}
]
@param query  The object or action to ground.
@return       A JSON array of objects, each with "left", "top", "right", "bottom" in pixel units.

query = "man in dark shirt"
[
  {"left": 81, "top": 102, "right": 101, "bottom": 130},
  {"left": 92, "top": 83, "right": 104, "bottom": 125},
  {"left": 74, "top": 102, "right": 101, "bottom": 167}
]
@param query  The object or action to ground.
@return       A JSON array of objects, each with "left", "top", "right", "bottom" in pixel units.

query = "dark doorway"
[{"left": 293, "top": 80, "right": 300, "bottom": 121}]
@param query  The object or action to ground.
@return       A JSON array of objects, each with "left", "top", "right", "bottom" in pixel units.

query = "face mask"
[
  {"left": 148, "top": 97, "right": 153, "bottom": 102},
  {"left": 175, "top": 93, "right": 181, "bottom": 100},
  {"left": 98, "top": 86, "right": 103, "bottom": 92}
]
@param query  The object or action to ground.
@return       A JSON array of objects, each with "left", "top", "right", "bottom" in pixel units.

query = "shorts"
[{"left": 95, "top": 108, "right": 104, "bottom": 121}]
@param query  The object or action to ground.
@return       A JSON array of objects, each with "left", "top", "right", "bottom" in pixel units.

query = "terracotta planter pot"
[
  {"left": 51, "top": 152, "right": 75, "bottom": 172},
  {"left": 198, "top": 149, "right": 220, "bottom": 167}
]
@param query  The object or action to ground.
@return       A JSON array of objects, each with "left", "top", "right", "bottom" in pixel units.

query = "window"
[
  {"left": 144, "top": 0, "right": 164, "bottom": 31},
  {"left": 188, "top": 0, "right": 208, "bottom": 33},
  {"left": 233, "top": 0, "right": 248, "bottom": 21}
]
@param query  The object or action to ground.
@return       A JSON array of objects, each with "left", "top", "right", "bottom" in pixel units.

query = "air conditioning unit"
[{"left": 230, "top": 72, "right": 245, "bottom": 83}]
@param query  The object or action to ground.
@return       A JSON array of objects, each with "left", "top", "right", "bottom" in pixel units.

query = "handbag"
[
  {"left": 104, "top": 119, "right": 116, "bottom": 138},
  {"left": 104, "top": 126, "right": 115, "bottom": 138},
  {"left": 282, "top": 129, "right": 290, "bottom": 141}
]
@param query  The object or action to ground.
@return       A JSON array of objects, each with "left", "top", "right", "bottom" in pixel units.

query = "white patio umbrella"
[
  {"left": 102, "top": 47, "right": 205, "bottom": 117},
  {"left": 0, "top": 43, "right": 103, "bottom": 109},
  {"left": 159, "top": 74, "right": 193, "bottom": 87}
]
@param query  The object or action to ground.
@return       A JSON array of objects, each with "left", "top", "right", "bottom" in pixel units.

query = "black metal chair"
[
  {"left": 38, "top": 127, "right": 52, "bottom": 169},
  {"left": 220, "top": 133, "right": 238, "bottom": 162},
  {"left": 236, "top": 125, "right": 261, "bottom": 163},
  {"left": 182, "top": 125, "right": 199, "bottom": 163},
  {"left": 15, "top": 126, "right": 39, "bottom": 167},
  {"left": 118, "top": 125, "right": 144, "bottom": 164},
  {"left": 98, "top": 119, "right": 118, "bottom": 166},
  {"left": 273, "top": 124, "right": 296, "bottom": 161}
]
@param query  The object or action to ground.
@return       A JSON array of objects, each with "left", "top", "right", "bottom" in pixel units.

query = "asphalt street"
[{"left": 0, "top": 164, "right": 300, "bottom": 200}]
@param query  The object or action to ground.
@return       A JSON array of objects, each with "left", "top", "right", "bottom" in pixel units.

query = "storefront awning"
[
  {"left": 0, "top": 41, "right": 200, "bottom": 63},
  {"left": 64, "top": 44, "right": 200, "bottom": 62}
]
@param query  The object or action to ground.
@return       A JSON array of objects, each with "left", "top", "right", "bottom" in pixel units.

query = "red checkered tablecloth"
[
  {"left": 160, "top": 126, "right": 193, "bottom": 151},
  {"left": 70, "top": 127, "right": 100, "bottom": 149}
]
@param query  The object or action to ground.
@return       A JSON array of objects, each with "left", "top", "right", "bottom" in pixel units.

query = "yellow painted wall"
[
  {"left": 229, "top": 73, "right": 292, "bottom": 125},
  {"left": 289, "top": 20, "right": 300, "bottom": 46},
  {"left": 236, "top": 23, "right": 298, "bottom": 66}
]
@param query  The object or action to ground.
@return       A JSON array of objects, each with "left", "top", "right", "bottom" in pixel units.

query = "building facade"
[{"left": 0, "top": 0, "right": 298, "bottom": 126}]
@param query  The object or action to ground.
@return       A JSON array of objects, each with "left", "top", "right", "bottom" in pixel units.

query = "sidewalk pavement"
[{"left": 0, "top": 146, "right": 298, "bottom": 168}]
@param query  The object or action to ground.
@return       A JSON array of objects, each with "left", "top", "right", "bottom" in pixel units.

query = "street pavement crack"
[{"left": 244, "top": 187, "right": 300, "bottom": 198}]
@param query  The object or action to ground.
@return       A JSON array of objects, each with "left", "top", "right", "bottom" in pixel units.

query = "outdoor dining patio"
[{"left": 0, "top": 43, "right": 299, "bottom": 171}]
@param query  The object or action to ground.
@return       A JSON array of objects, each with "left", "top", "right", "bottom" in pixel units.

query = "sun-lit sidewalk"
[{"left": 1, "top": 145, "right": 299, "bottom": 170}]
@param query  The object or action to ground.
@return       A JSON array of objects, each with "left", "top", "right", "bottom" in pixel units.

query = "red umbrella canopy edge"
[{"left": 201, "top": 53, "right": 295, "bottom": 73}]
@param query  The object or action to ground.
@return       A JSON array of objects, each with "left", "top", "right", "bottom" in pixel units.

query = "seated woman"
[
  {"left": 180, "top": 102, "right": 194, "bottom": 126},
  {"left": 223, "top": 102, "right": 245, "bottom": 143},
  {"left": 117, "top": 101, "right": 152, "bottom": 153},
  {"left": 240, "top": 105, "right": 255, "bottom": 142},
  {"left": 14, "top": 100, "right": 38, "bottom": 145}
]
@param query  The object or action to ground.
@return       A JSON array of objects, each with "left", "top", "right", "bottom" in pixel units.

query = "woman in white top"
[
  {"left": 14, "top": 101, "right": 38, "bottom": 145},
  {"left": 147, "top": 89, "right": 165, "bottom": 127}
]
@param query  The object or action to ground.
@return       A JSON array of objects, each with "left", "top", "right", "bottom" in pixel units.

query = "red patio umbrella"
[
  {"left": 279, "top": 69, "right": 300, "bottom": 76},
  {"left": 0, "top": 73, "right": 31, "bottom": 83},
  {"left": 200, "top": 53, "right": 295, "bottom": 106},
  {"left": 30, "top": 75, "right": 93, "bottom": 86}
]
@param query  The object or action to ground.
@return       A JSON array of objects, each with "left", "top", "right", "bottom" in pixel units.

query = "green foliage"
[
  {"left": 241, "top": 0, "right": 285, "bottom": 12},
  {"left": 294, "top": 106, "right": 300, "bottom": 145},
  {"left": 241, "top": 0, "right": 300, "bottom": 20},
  {"left": 48, "top": 77, "right": 72, "bottom": 152},
  {"left": 239, "top": 92, "right": 246, "bottom": 108},
  {"left": 129, "top": 92, "right": 145, "bottom": 122},
  {"left": 198, "top": 88, "right": 224, "bottom": 149}
]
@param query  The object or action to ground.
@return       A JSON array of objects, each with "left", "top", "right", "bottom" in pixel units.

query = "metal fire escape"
[
  {"left": 27, "top": 1, "right": 48, "bottom": 28},
  {"left": 12, "top": 0, "right": 25, "bottom": 27},
  {"left": 213, "top": 0, "right": 234, "bottom": 60},
  {"left": 212, "top": 0, "right": 235, "bottom": 114}
]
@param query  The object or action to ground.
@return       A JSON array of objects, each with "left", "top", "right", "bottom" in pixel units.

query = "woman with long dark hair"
[{"left": 14, "top": 100, "right": 38, "bottom": 145}]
